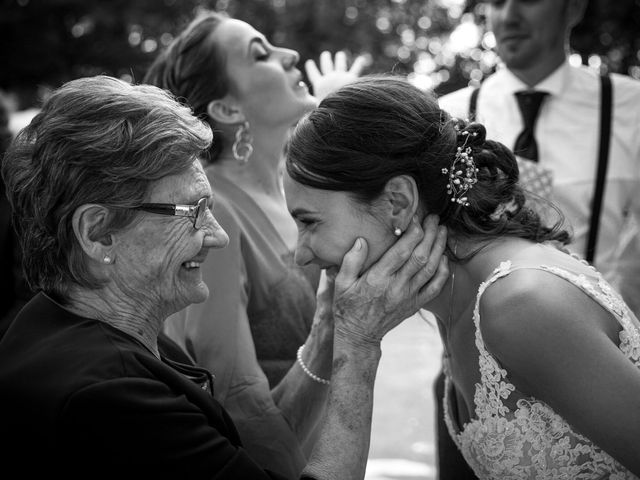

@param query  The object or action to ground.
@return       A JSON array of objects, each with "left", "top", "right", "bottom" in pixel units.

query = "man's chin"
[{"left": 498, "top": 45, "right": 536, "bottom": 69}]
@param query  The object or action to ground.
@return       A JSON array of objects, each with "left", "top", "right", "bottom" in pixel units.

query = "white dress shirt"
[{"left": 439, "top": 61, "right": 640, "bottom": 315}]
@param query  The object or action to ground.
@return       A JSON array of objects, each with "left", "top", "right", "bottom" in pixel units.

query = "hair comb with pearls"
[{"left": 441, "top": 125, "right": 479, "bottom": 207}]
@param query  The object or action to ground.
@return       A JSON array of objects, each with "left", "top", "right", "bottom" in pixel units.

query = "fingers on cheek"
[
  {"left": 423, "top": 259, "right": 438, "bottom": 278},
  {"left": 407, "top": 217, "right": 424, "bottom": 238},
  {"left": 436, "top": 227, "right": 447, "bottom": 249},
  {"left": 407, "top": 253, "right": 427, "bottom": 274}
]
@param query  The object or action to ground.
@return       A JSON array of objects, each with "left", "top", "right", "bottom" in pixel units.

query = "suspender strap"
[
  {"left": 468, "top": 86, "right": 480, "bottom": 122},
  {"left": 585, "top": 74, "right": 613, "bottom": 263}
]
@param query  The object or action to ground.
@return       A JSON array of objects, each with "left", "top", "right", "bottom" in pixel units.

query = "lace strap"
[
  {"left": 472, "top": 260, "right": 516, "bottom": 346},
  {"left": 471, "top": 261, "right": 517, "bottom": 419}
]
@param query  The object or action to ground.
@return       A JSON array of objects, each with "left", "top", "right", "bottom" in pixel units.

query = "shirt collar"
[{"left": 495, "top": 60, "right": 572, "bottom": 99}]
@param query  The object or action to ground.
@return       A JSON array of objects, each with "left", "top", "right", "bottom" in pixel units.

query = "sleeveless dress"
[{"left": 443, "top": 258, "right": 640, "bottom": 479}]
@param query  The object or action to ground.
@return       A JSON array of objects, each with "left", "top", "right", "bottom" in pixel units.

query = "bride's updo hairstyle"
[{"left": 286, "top": 75, "right": 569, "bottom": 257}]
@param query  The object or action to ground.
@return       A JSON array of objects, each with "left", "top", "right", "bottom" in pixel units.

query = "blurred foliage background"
[{"left": 2, "top": 0, "right": 640, "bottom": 110}]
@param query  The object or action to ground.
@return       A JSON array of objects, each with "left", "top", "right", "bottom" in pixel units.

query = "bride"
[{"left": 283, "top": 75, "right": 640, "bottom": 479}]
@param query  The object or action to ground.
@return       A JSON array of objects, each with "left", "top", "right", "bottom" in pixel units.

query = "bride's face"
[{"left": 283, "top": 172, "right": 395, "bottom": 271}]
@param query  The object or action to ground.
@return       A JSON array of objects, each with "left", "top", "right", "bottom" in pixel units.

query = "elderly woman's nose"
[{"left": 202, "top": 212, "right": 229, "bottom": 248}]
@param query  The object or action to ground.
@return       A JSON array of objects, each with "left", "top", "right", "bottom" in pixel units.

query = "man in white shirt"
[{"left": 436, "top": 0, "right": 640, "bottom": 478}]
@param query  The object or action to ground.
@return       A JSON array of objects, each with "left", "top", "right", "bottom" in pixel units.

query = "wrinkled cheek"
[
  {"left": 129, "top": 248, "right": 178, "bottom": 295},
  {"left": 155, "top": 257, "right": 183, "bottom": 293},
  {"left": 160, "top": 245, "right": 197, "bottom": 294},
  {"left": 135, "top": 261, "right": 172, "bottom": 303}
]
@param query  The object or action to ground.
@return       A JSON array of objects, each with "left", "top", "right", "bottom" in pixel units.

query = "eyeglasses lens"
[{"left": 194, "top": 197, "right": 208, "bottom": 229}]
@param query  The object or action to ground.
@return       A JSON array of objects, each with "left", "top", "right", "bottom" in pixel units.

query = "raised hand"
[{"left": 305, "top": 50, "right": 369, "bottom": 102}]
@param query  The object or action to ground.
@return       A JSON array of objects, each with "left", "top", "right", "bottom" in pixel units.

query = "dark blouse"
[{"left": 0, "top": 293, "right": 295, "bottom": 479}]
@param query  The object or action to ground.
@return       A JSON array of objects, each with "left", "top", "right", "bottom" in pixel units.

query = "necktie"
[{"left": 513, "top": 90, "right": 548, "bottom": 162}]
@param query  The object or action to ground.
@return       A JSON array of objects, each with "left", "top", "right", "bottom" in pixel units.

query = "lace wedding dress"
[{"left": 443, "top": 260, "right": 640, "bottom": 479}]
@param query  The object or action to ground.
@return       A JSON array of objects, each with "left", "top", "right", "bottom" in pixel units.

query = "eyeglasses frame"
[{"left": 131, "top": 197, "right": 209, "bottom": 230}]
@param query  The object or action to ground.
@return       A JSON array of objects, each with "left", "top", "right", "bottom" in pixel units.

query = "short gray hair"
[{"left": 1, "top": 75, "right": 213, "bottom": 299}]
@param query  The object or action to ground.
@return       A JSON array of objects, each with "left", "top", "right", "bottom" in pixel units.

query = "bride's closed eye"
[{"left": 294, "top": 217, "right": 319, "bottom": 229}]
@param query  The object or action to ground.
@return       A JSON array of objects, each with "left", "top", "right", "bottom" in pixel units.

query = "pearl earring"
[
  {"left": 103, "top": 255, "right": 112, "bottom": 264},
  {"left": 394, "top": 227, "right": 402, "bottom": 237}
]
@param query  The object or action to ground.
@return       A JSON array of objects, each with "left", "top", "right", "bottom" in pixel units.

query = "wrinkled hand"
[
  {"left": 332, "top": 215, "right": 448, "bottom": 348},
  {"left": 305, "top": 51, "right": 369, "bottom": 102},
  {"left": 313, "top": 269, "right": 336, "bottom": 329}
]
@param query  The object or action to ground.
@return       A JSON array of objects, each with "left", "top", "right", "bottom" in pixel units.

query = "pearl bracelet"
[{"left": 296, "top": 345, "right": 330, "bottom": 385}]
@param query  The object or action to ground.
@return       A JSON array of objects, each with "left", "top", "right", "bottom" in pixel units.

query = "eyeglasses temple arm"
[{"left": 134, "top": 204, "right": 178, "bottom": 215}]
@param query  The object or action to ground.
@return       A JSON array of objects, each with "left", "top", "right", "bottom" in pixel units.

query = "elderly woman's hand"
[
  {"left": 314, "top": 269, "right": 336, "bottom": 328},
  {"left": 332, "top": 214, "right": 448, "bottom": 349},
  {"left": 305, "top": 51, "right": 369, "bottom": 102}
]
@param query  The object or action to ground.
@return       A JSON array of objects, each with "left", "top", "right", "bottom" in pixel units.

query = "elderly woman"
[{"left": 0, "top": 75, "right": 448, "bottom": 479}]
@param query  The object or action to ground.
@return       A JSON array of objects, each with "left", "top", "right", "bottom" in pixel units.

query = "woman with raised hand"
[{"left": 284, "top": 75, "right": 640, "bottom": 479}]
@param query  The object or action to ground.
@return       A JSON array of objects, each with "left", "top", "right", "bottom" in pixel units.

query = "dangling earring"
[
  {"left": 394, "top": 227, "right": 402, "bottom": 237},
  {"left": 103, "top": 255, "right": 113, "bottom": 264},
  {"left": 232, "top": 121, "right": 253, "bottom": 164}
]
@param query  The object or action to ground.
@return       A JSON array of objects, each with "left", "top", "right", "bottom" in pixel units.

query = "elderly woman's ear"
[
  {"left": 72, "top": 204, "right": 115, "bottom": 265},
  {"left": 383, "top": 175, "right": 420, "bottom": 235}
]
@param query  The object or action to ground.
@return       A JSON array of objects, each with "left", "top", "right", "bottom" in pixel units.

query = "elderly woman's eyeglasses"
[{"left": 131, "top": 197, "right": 209, "bottom": 230}]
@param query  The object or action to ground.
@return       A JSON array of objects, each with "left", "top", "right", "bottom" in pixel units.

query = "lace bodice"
[{"left": 443, "top": 260, "right": 640, "bottom": 479}]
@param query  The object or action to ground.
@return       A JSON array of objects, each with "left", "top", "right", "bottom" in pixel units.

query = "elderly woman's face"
[
  {"left": 283, "top": 172, "right": 395, "bottom": 272},
  {"left": 112, "top": 160, "right": 228, "bottom": 315}
]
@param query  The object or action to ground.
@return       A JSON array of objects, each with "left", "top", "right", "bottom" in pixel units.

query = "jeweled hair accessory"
[{"left": 441, "top": 129, "right": 479, "bottom": 207}]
